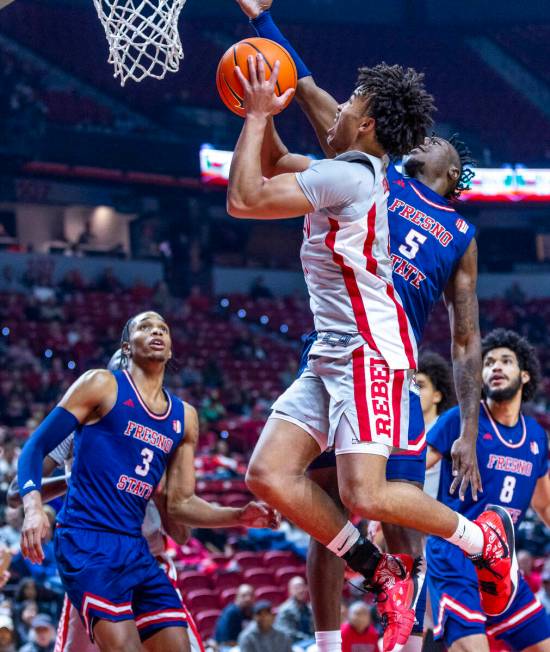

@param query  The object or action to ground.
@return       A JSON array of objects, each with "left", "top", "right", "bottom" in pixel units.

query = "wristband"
[{"left": 251, "top": 10, "right": 312, "bottom": 80}]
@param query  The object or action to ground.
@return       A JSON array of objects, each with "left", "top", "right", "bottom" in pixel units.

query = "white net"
[{"left": 93, "top": 0, "right": 187, "bottom": 86}]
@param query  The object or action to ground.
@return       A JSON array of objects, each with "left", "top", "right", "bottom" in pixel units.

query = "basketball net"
[{"left": 93, "top": 0, "right": 187, "bottom": 86}]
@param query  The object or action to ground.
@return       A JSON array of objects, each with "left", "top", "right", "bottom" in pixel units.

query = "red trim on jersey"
[
  {"left": 325, "top": 218, "right": 379, "bottom": 353},
  {"left": 409, "top": 183, "right": 456, "bottom": 213},
  {"left": 433, "top": 593, "right": 486, "bottom": 637},
  {"left": 386, "top": 283, "right": 417, "bottom": 368},
  {"left": 54, "top": 595, "right": 71, "bottom": 652},
  {"left": 485, "top": 598, "right": 543, "bottom": 637},
  {"left": 135, "top": 608, "right": 188, "bottom": 629},
  {"left": 391, "top": 370, "right": 405, "bottom": 448},
  {"left": 352, "top": 346, "right": 372, "bottom": 442},
  {"left": 183, "top": 604, "right": 207, "bottom": 652},
  {"left": 123, "top": 370, "right": 172, "bottom": 420},
  {"left": 364, "top": 204, "right": 378, "bottom": 275}
]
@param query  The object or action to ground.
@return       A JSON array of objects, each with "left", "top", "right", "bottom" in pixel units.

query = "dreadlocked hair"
[
  {"left": 418, "top": 351, "right": 456, "bottom": 415},
  {"left": 447, "top": 133, "right": 476, "bottom": 200},
  {"left": 355, "top": 63, "right": 435, "bottom": 157},
  {"left": 481, "top": 329, "right": 541, "bottom": 402}
]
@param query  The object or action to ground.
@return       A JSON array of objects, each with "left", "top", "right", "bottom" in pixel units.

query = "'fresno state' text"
[
  {"left": 117, "top": 474, "right": 153, "bottom": 500},
  {"left": 388, "top": 198, "right": 453, "bottom": 246},
  {"left": 124, "top": 420, "right": 174, "bottom": 453}
]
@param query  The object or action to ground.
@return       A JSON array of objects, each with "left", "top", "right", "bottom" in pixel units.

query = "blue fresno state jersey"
[
  {"left": 386, "top": 163, "right": 475, "bottom": 344},
  {"left": 427, "top": 402, "right": 549, "bottom": 527},
  {"left": 57, "top": 370, "right": 185, "bottom": 536}
]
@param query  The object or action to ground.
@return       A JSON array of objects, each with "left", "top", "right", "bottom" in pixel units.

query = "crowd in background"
[{"left": 0, "top": 261, "right": 548, "bottom": 650}]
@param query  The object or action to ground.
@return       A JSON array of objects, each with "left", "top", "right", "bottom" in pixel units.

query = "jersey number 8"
[
  {"left": 135, "top": 448, "right": 154, "bottom": 477},
  {"left": 499, "top": 475, "right": 516, "bottom": 504}
]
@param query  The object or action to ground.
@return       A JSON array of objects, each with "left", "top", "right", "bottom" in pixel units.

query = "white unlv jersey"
[{"left": 296, "top": 150, "right": 417, "bottom": 370}]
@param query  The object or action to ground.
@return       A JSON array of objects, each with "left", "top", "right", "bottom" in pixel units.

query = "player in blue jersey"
[
  {"left": 17, "top": 312, "right": 278, "bottom": 652},
  {"left": 427, "top": 329, "right": 550, "bottom": 652}
]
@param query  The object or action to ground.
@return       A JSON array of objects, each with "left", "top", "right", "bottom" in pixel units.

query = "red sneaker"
[
  {"left": 470, "top": 505, "right": 519, "bottom": 616},
  {"left": 367, "top": 553, "right": 425, "bottom": 652}
]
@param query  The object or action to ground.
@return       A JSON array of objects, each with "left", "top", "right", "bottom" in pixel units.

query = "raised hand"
[
  {"left": 238, "top": 501, "right": 281, "bottom": 529},
  {"left": 234, "top": 0, "right": 273, "bottom": 19},
  {"left": 235, "top": 54, "right": 294, "bottom": 118}
]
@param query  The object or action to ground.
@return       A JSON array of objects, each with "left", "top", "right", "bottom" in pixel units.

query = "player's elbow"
[{"left": 226, "top": 194, "right": 254, "bottom": 219}]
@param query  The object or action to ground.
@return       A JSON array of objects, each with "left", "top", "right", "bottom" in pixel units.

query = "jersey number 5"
[
  {"left": 135, "top": 448, "right": 154, "bottom": 477},
  {"left": 399, "top": 229, "right": 427, "bottom": 260}
]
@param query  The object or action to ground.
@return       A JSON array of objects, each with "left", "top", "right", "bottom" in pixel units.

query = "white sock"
[
  {"left": 315, "top": 630, "right": 342, "bottom": 652},
  {"left": 445, "top": 513, "right": 483, "bottom": 556},
  {"left": 326, "top": 521, "right": 360, "bottom": 557}
]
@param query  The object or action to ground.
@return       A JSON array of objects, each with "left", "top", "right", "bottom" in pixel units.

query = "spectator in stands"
[
  {"left": 341, "top": 601, "right": 379, "bottom": 652},
  {"left": 214, "top": 583, "right": 255, "bottom": 647},
  {"left": 537, "top": 562, "right": 550, "bottom": 614},
  {"left": 76, "top": 221, "right": 94, "bottom": 247},
  {"left": 15, "top": 600, "right": 38, "bottom": 647},
  {"left": 18, "top": 614, "right": 55, "bottom": 652},
  {"left": 249, "top": 276, "right": 273, "bottom": 300},
  {"left": 275, "top": 577, "right": 314, "bottom": 648},
  {"left": 238, "top": 600, "right": 292, "bottom": 652},
  {"left": 518, "top": 550, "right": 542, "bottom": 593},
  {"left": 0, "top": 614, "right": 16, "bottom": 652},
  {"left": 0, "top": 509, "right": 22, "bottom": 555}
]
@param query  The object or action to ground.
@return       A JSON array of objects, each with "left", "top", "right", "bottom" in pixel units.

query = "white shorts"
[{"left": 271, "top": 344, "right": 411, "bottom": 455}]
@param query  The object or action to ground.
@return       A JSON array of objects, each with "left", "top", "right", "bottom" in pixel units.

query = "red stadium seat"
[
  {"left": 263, "top": 551, "right": 299, "bottom": 568},
  {"left": 213, "top": 571, "right": 243, "bottom": 590},
  {"left": 221, "top": 492, "right": 251, "bottom": 507},
  {"left": 234, "top": 552, "right": 263, "bottom": 570},
  {"left": 219, "top": 587, "right": 238, "bottom": 607},
  {"left": 194, "top": 609, "right": 221, "bottom": 640},
  {"left": 185, "top": 589, "right": 220, "bottom": 611},
  {"left": 242, "top": 568, "right": 275, "bottom": 588},
  {"left": 274, "top": 566, "right": 305, "bottom": 587},
  {"left": 177, "top": 571, "right": 211, "bottom": 593},
  {"left": 254, "top": 585, "right": 287, "bottom": 606}
]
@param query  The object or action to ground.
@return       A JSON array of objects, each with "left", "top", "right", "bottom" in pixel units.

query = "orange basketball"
[{"left": 216, "top": 37, "right": 297, "bottom": 118}]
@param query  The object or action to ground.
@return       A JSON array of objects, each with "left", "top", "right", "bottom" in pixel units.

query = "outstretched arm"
[
  {"left": 236, "top": 0, "right": 338, "bottom": 156},
  {"left": 443, "top": 239, "right": 483, "bottom": 500},
  {"left": 166, "top": 404, "right": 279, "bottom": 529}
]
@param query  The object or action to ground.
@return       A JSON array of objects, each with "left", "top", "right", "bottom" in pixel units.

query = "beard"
[
  {"left": 484, "top": 374, "right": 522, "bottom": 402},
  {"left": 402, "top": 155, "right": 425, "bottom": 179}
]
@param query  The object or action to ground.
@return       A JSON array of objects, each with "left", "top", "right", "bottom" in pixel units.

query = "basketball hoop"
[{"left": 93, "top": 0, "right": 187, "bottom": 86}]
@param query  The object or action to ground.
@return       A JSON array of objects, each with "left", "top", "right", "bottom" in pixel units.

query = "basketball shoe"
[{"left": 469, "top": 505, "right": 518, "bottom": 616}]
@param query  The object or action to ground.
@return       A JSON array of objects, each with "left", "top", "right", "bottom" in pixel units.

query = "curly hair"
[
  {"left": 481, "top": 329, "right": 541, "bottom": 402},
  {"left": 418, "top": 350, "right": 456, "bottom": 414},
  {"left": 446, "top": 133, "right": 476, "bottom": 201},
  {"left": 355, "top": 63, "right": 435, "bottom": 157}
]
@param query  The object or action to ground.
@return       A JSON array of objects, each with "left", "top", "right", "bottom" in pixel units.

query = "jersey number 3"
[
  {"left": 135, "top": 448, "right": 154, "bottom": 477},
  {"left": 399, "top": 229, "right": 427, "bottom": 260}
]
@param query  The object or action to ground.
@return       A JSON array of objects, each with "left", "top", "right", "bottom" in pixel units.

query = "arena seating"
[{"left": 1, "top": 2, "right": 549, "bottom": 162}]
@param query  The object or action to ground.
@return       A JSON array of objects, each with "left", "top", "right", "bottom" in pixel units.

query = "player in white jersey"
[{"left": 227, "top": 54, "right": 518, "bottom": 650}]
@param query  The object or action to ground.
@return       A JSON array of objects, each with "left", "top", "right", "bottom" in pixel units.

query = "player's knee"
[
  {"left": 339, "top": 481, "right": 385, "bottom": 521},
  {"left": 245, "top": 461, "right": 280, "bottom": 502}
]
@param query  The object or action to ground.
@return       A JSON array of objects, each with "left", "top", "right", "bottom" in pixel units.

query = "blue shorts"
[
  {"left": 427, "top": 536, "right": 550, "bottom": 649},
  {"left": 55, "top": 527, "right": 188, "bottom": 642},
  {"left": 308, "top": 390, "right": 426, "bottom": 484}
]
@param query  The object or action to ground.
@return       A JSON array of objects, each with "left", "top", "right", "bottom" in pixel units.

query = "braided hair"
[
  {"left": 355, "top": 63, "right": 436, "bottom": 157},
  {"left": 446, "top": 133, "right": 476, "bottom": 200}
]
